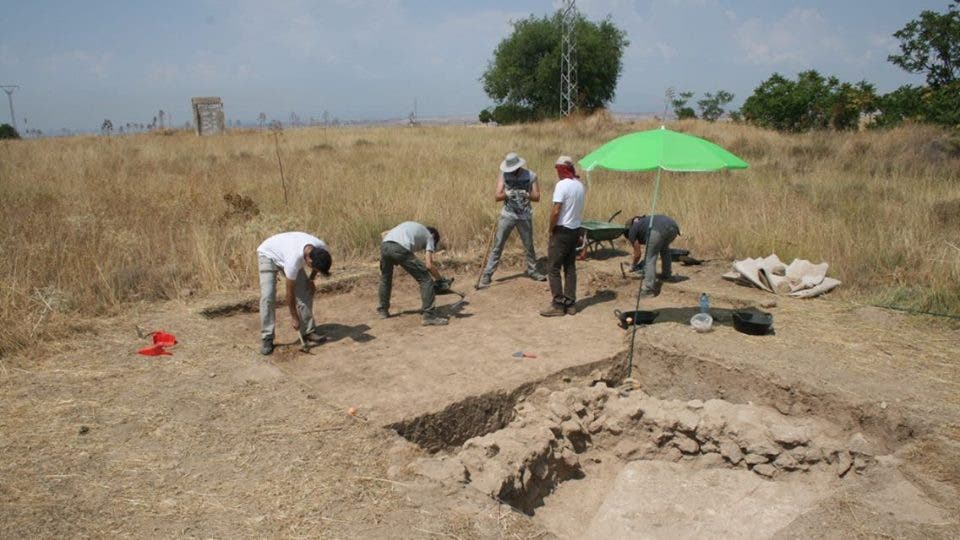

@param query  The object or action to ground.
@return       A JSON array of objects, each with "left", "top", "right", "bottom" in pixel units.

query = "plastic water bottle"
[{"left": 699, "top": 293, "right": 710, "bottom": 314}]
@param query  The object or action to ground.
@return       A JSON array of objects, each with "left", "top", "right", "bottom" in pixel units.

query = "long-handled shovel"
[{"left": 474, "top": 215, "right": 499, "bottom": 290}]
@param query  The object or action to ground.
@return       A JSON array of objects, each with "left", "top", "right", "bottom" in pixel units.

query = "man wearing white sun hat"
[{"left": 477, "top": 151, "right": 547, "bottom": 288}]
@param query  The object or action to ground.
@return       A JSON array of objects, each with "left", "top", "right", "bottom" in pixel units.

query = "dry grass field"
[{"left": 1, "top": 115, "right": 958, "bottom": 356}]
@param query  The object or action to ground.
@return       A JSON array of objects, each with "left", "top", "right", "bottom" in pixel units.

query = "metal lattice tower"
[
  {"left": 1, "top": 85, "right": 18, "bottom": 131},
  {"left": 560, "top": 0, "right": 577, "bottom": 116}
]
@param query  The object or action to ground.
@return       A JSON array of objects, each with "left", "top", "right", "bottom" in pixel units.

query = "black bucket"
[
  {"left": 614, "top": 309, "right": 659, "bottom": 329},
  {"left": 732, "top": 310, "right": 774, "bottom": 335}
]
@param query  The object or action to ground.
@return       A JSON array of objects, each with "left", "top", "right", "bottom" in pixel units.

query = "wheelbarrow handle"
[{"left": 607, "top": 210, "right": 622, "bottom": 223}]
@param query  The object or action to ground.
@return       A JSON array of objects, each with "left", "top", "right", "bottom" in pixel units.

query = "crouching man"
[
  {"left": 378, "top": 221, "right": 449, "bottom": 326},
  {"left": 624, "top": 214, "right": 681, "bottom": 297},
  {"left": 257, "top": 231, "right": 332, "bottom": 355}
]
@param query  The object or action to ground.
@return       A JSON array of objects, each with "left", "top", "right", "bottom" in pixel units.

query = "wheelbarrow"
[{"left": 578, "top": 210, "right": 625, "bottom": 259}]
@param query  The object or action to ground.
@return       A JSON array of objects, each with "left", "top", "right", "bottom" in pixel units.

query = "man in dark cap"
[{"left": 257, "top": 232, "right": 332, "bottom": 355}]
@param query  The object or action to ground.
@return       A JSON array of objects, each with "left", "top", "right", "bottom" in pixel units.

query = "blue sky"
[{"left": 0, "top": 0, "right": 949, "bottom": 131}]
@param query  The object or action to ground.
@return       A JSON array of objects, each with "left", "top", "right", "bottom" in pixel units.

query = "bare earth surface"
[{"left": 2, "top": 250, "right": 959, "bottom": 538}]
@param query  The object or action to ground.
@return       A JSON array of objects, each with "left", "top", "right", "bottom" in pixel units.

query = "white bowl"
[{"left": 690, "top": 313, "right": 713, "bottom": 332}]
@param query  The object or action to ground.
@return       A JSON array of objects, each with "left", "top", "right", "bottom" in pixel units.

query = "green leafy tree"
[
  {"left": 478, "top": 109, "right": 493, "bottom": 124},
  {"left": 481, "top": 11, "right": 628, "bottom": 123},
  {"left": 671, "top": 91, "right": 696, "bottom": 119},
  {"left": 740, "top": 71, "right": 875, "bottom": 131},
  {"left": 0, "top": 123, "right": 20, "bottom": 139},
  {"left": 872, "top": 85, "right": 925, "bottom": 127},
  {"left": 888, "top": 1, "right": 960, "bottom": 88},
  {"left": 696, "top": 90, "right": 735, "bottom": 122}
]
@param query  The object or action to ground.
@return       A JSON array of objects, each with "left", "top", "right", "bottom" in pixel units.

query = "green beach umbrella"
[
  {"left": 579, "top": 126, "right": 748, "bottom": 221},
  {"left": 579, "top": 126, "right": 748, "bottom": 375}
]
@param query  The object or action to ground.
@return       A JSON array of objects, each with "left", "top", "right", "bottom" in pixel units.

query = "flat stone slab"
[{"left": 583, "top": 461, "right": 831, "bottom": 539}]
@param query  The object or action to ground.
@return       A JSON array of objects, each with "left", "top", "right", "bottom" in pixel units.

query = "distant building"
[{"left": 191, "top": 97, "right": 225, "bottom": 136}]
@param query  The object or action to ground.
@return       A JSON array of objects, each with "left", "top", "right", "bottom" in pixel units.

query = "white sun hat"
[
  {"left": 500, "top": 152, "right": 526, "bottom": 173},
  {"left": 555, "top": 155, "right": 574, "bottom": 166}
]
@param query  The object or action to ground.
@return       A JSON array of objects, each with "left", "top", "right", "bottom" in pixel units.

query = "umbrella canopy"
[
  {"left": 579, "top": 126, "right": 748, "bottom": 173},
  {"left": 577, "top": 126, "right": 748, "bottom": 376}
]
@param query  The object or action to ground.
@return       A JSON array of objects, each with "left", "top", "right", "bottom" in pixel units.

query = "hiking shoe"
[
  {"left": 303, "top": 330, "right": 328, "bottom": 345},
  {"left": 565, "top": 303, "right": 577, "bottom": 315},
  {"left": 376, "top": 308, "right": 390, "bottom": 319},
  {"left": 638, "top": 288, "right": 657, "bottom": 299},
  {"left": 476, "top": 275, "right": 492, "bottom": 289},
  {"left": 422, "top": 315, "right": 449, "bottom": 326},
  {"left": 527, "top": 271, "right": 547, "bottom": 282},
  {"left": 260, "top": 338, "right": 275, "bottom": 356},
  {"left": 539, "top": 303, "right": 566, "bottom": 317}
]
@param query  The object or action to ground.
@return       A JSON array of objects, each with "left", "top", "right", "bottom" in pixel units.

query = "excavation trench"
[{"left": 390, "top": 346, "right": 921, "bottom": 528}]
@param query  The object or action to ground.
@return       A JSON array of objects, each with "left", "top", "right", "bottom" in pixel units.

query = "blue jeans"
[
  {"left": 483, "top": 213, "right": 539, "bottom": 278},
  {"left": 642, "top": 224, "right": 680, "bottom": 292}
]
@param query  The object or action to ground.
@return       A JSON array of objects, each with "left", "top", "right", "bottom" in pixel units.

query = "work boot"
[
  {"left": 539, "top": 303, "right": 565, "bottom": 317},
  {"left": 376, "top": 307, "right": 390, "bottom": 319},
  {"left": 638, "top": 288, "right": 657, "bottom": 299},
  {"left": 565, "top": 303, "right": 577, "bottom": 315},
  {"left": 527, "top": 271, "right": 547, "bottom": 282},
  {"left": 260, "top": 338, "right": 275, "bottom": 356},
  {"left": 477, "top": 275, "right": 492, "bottom": 289},
  {"left": 303, "top": 330, "right": 328, "bottom": 345},
  {"left": 422, "top": 314, "right": 449, "bottom": 326}
]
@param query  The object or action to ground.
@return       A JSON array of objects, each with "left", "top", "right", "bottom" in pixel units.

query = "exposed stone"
[
  {"left": 603, "top": 417, "right": 623, "bottom": 436},
  {"left": 587, "top": 418, "right": 604, "bottom": 434},
  {"left": 560, "top": 419, "right": 583, "bottom": 439},
  {"left": 663, "top": 446, "right": 684, "bottom": 462},
  {"left": 719, "top": 440, "right": 743, "bottom": 465},
  {"left": 773, "top": 401, "right": 792, "bottom": 415},
  {"left": 696, "top": 400, "right": 730, "bottom": 441},
  {"left": 561, "top": 449, "right": 579, "bottom": 469},
  {"left": 836, "top": 450, "right": 853, "bottom": 477},
  {"left": 698, "top": 452, "right": 726, "bottom": 468},
  {"left": 768, "top": 421, "right": 810, "bottom": 446},
  {"left": 744, "top": 453, "right": 768, "bottom": 466},
  {"left": 549, "top": 400, "right": 572, "bottom": 421},
  {"left": 700, "top": 441, "right": 719, "bottom": 453},
  {"left": 686, "top": 399, "right": 704, "bottom": 410},
  {"left": 847, "top": 432, "right": 878, "bottom": 456},
  {"left": 614, "top": 440, "right": 644, "bottom": 461},
  {"left": 791, "top": 446, "right": 822, "bottom": 464},
  {"left": 773, "top": 452, "right": 800, "bottom": 471},
  {"left": 674, "top": 433, "right": 701, "bottom": 454},
  {"left": 752, "top": 463, "right": 777, "bottom": 478}
]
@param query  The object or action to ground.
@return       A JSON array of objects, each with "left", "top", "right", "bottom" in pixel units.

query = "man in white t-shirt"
[
  {"left": 378, "top": 221, "right": 449, "bottom": 326},
  {"left": 541, "top": 156, "right": 586, "bottom": 317},
  {"left": 257, "top": 232, "right": 332, "bottom": 355}
]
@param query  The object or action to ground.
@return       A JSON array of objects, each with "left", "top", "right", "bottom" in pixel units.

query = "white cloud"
[{"left": 734, "top": 8, "right": 845, "bottom": 66}]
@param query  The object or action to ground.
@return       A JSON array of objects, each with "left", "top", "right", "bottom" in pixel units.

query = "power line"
[
  {"left": 1, "top": 85, "right": 19, "bottom": 131},
  {"left": 560, "top": 0, "right": 577, "bottom": 116}
]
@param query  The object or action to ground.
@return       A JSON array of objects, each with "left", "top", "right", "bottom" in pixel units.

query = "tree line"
[{"left": 481, "top": 2, "right": 960, "bottom": 131}]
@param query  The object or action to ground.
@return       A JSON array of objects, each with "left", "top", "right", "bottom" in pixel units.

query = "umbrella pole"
[
  {"left": 648, "top": 168, "right": 662, "bottom": 230},
  {"left": 627, "top": 168, "right": 662, "bottom": 377}
]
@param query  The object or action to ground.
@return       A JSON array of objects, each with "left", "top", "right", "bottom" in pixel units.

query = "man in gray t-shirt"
[
  {"left": 625, "top": 214, "right": 681, "bottom": 295},
  {"left": 378, "top": 221, "right": 449, "bottom": 326},
  {"left": 478, "top": 152, "right": 546, "bottom": 288}
]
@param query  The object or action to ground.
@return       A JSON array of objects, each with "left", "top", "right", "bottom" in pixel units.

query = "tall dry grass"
[{"left": 1, "top": 117, "right": 958, "bottom": 355}]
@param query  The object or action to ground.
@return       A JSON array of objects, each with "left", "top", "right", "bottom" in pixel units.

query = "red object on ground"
[
  {"left": 138, "top": 344, "right": 173, "bottom": 356},
  {"left": 150, "top": 331, "right": 177, "bottom": 346}
]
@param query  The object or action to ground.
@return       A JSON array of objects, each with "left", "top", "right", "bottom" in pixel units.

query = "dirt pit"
[{"left": 400, "top": 376, "right": 948, "bottom": 538}]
